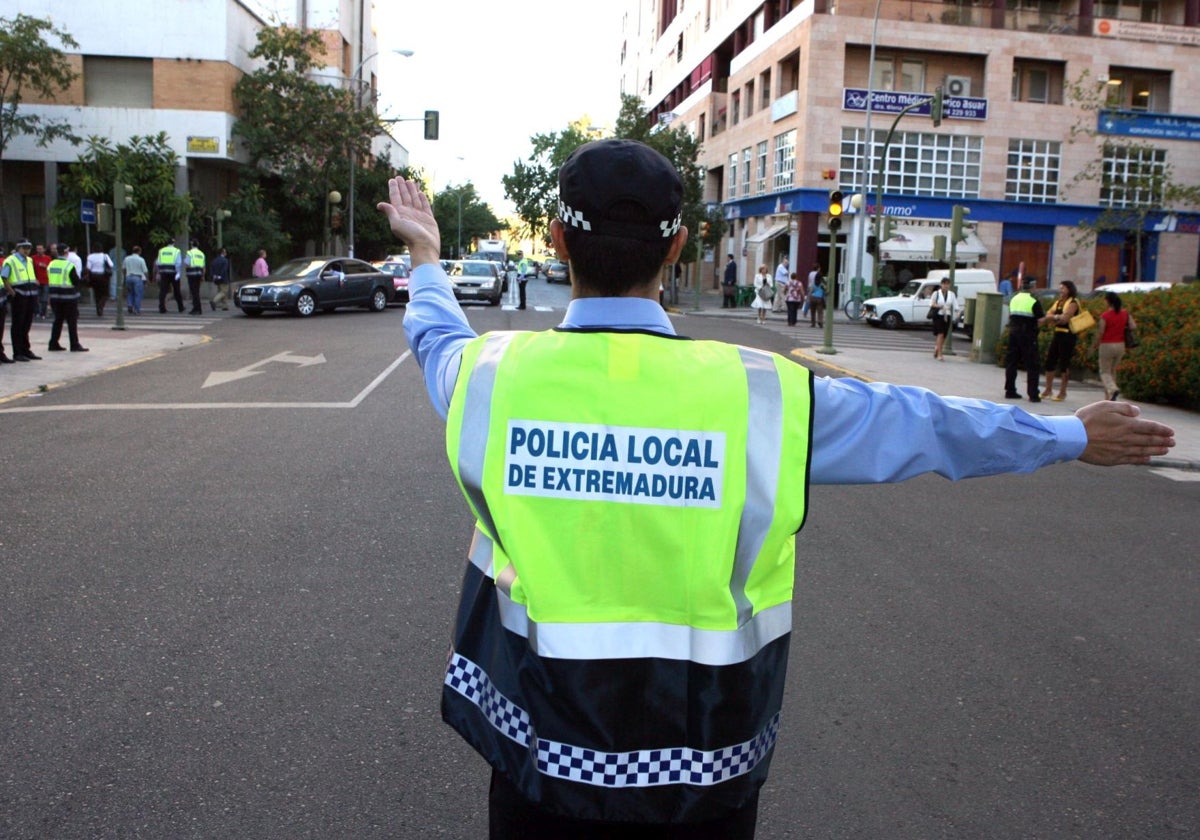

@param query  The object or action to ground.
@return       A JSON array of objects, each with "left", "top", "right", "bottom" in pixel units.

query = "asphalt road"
[{"left": 1, "top": 303, "right": 1196, "bottom": 838}]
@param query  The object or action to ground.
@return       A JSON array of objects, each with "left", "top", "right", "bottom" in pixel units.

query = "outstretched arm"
[
  {"left": 376, "top": 178, "right": 441, "bottom": 268},
  {"left": 1076, "top": 401, "right": 1174, "bottom": 465}
]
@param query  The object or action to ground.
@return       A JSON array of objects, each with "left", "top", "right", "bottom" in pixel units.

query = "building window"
[
  {"left": 741, "top": 148, "right": 752, "bottom": 197},
  {"left": 872, "top": 56, "right": 925, "bottom": 92},
  {"left": 84, "top": 56, "right": 153, "bottom": 107},
  {"left": 728, "top": 152, "right": 739, "bottom": 199},
  {"left": 755, "top": 141, "right": 769, "bottom": 194},
  {"left": 1098, "top": 0, "right": 1159, "bottom": 20},
  {"left": 773, "top": 129, "right": 796, "bottom": 191},
  {"left": 1101, "top": 144, "right": 1166, "bottom": 207},
  {"left": 745, "top": 80, "right": 755, "bottom": 116},
  {"left": 1106, "top": 68, "right": 1169, "bottom": 112},
  {"left": 841, "top": 128, "right": 983, "bottom": 198},
  {"left": 760, "top": 69, "right": 772, "bottom": 110},
  {"left": 1012, "top": 59, "right": 1064, "bottom": 103},
  {"left": 731, "top": 90, "right": 741, "bottom": 125},
  {"left": 1006, "top": 139, "right": 1061, "bottom": 202}
]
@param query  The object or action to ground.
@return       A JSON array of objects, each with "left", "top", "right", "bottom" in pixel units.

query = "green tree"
[
  {"left": 52, "top": 133, "right": 192, "bottom": 251},
  {"left": 195, "top": 184, "right": 290, "bottom": 279},
  {"left": 502, "top": 120, "right": 598, "bottom": 249},
  {"left": 232, "top": 25, "right": 380, "bottom": 249},
  {"left": 0, "top": 14, "right": 80, "bottom": 245},
  {"left": 346, "top": 153, "right": 423, "bottom": 261},
  {"left": 1062, "top": 70, "right": 1200, "bottom": 280},
  {"left": 432, "top": 182, "right": 505, "bottom": 259}
]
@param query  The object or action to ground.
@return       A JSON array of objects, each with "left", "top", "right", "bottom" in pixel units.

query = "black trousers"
[
  {"left": 1005, "top": 332, "right": 1040, "bottom": 397},
  {"left": 187, "top": 273, "right": 203, "bottom": 313},
  {"left": 49, "top": 299, "right": 82, "bottom": 349},
  {"left": 517, "top": 277, "right": 527, "bottom": 309},
  {"left": 722, "top": 287, "right": 737, "bottom": 308},
  {"left": 786, "top": 300, "right": 800, "bottom": 325},
  {"left": 10, "top": 293, "right": 36, "bottom": 356},
  {"left": 487, "top": 770, "right": 759, "bottom": 840},
  {"left": 0, "top": 301, "right": 7, "bottom": 357},
  {"left": 159, "top": 275, "right": 184, "bottom": 312}
]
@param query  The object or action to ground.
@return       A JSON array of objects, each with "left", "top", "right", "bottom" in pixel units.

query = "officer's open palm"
[
  {"left": 1076, "top": 401, "right": 1175, "bottom": 465},
  {"left": 377, "top": 178, "right": 441, "bottom": 267}
]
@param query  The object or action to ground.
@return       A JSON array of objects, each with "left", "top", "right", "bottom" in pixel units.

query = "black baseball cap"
[{"left": 558, "top": 139, "right": 683, "bottom": 242}]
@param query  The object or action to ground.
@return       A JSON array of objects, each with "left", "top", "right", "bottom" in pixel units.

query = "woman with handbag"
[
  {"left": 751, "top": 265, "right": 772, "bottom": 325},
  {"left": 1041, "top": 280, "right": 1082, "bottom": 401},
  {"left": 1094, "top": 290, "right": 1136, "bottom": 401},
  {"left": 929, "top": 276, "right": 957, "bottom": 361}
]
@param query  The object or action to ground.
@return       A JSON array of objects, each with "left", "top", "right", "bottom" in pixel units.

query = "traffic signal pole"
[{"left": 818, "top": 190, "right": 843, "bottom": 355}]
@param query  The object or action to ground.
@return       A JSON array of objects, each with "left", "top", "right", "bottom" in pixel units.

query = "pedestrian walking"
[
  {"left": 930, "top": 276, "right": 956, "bottom": 360},
  {"left": 1095, "top": 291, "right": 1134, "bottom": 401},
  {"left": 85, "top": 244, "right": 114, "bottom": 317},
  {"left": 253, "top": 249, "right": 269, "bottom": 279},
  {"left": 772, "top": 256, "right": 789, "bottom": 312},
  {"left": 785, "top": 270, "right": 806, "bottom": 326},
  {"left": 721, "top": 254, "right": 737, "bottom": 308},
  {"left": 31, "top": 243, "right": 53, "bottom": 319},
  {"left": 209, "top": 248, "right": 231, "bottom": 311},
  {"left": 377, "top": 137, "right": 1175, "bottom": 838},
  {"left": 123, "top": 246, "right": 149, "bottom": 314},
  {"left": 516, "top": 251, "right": 529, "bottom": 310},
  {"left": 751, "top": 264, "right": 772, "bottom": 324},
  {"left": 809, "top": 274, "right": 826, "bottom": 328}
]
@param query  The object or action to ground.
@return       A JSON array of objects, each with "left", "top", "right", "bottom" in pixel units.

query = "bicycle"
[{"left": 843, "top": 294, "right": 865, "bottom": 321}]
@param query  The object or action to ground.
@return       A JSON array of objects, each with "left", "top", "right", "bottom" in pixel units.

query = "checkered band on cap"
[
  {"left": 559, "top": 200, "right": 681, "bottom": 240},
  {"left": 445, "top": 651, "right": 778, "bottom": 789}
]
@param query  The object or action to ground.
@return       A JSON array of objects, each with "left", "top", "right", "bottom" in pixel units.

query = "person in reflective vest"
[
  {"left": 46, "top": 248, "right": 88, "bottom": 352},
  {"left": 184, "top": 240, "right": 206, "bottom": 315},
  {"left": 2, "top": 240, "right": 41, "bottom": 361},
  {"left": 1004, "top": 279, "right": 1047, "bottom": 402},
  {"left": 156, "top": 242, "right": 184, "bottom": 313},
  {"left": 516, "top": 251, "right": 529, "bottom": 310},
  {"left": 380, "top": 140, "right": 1176, "bottom": 837}
]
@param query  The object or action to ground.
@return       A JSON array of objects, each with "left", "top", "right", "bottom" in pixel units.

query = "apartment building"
[
  {"left": 5, "top": 0, "right": 400, "bottom": 246},
  {"left": 618, "top": 0, "right": 1200, "bottom": 298}
]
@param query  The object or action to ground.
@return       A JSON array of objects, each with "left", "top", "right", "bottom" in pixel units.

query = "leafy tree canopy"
[
  {"left": 52, "top": 133, "right": 192, "bottom": 251},
  {"left": 432, "top": 182, "right": 505, "bottom": 259},
  {"left": 0, "top": 13, "right": 80, "bottom": 244}
]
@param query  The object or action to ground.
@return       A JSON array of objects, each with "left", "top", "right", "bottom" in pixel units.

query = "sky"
[{"left": 371, "top": 2, "right": 626, "bottom": 216}]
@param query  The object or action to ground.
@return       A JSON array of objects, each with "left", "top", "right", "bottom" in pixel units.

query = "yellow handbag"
[{"left": 1068, "top": 303, "right": 1096, "bottom": 334}]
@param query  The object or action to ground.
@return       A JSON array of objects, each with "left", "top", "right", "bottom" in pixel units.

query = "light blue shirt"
[{"left": 402, "top": 263, "right": 1086, "bottom": 484}]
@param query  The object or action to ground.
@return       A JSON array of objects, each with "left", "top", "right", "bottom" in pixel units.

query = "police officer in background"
[
  {"left": 516, "top": 250, "right": 529, "bottom": 310},
  {"left": 379, "top": 140, "right": 1174, "bottom": 838},
  {"left": 1004, "top": 277, "right": 1048, "bottom": 403},
  {"left": 2, "top": 240, "right": 41, "bottom": 361},
  {"left": 184, "top": 240, "right": 206, "bottom": 315},
  {"left": 46, "top": 244, "right": 88, "bottom": 353},
  {"left": 155, "top": 240, "right": 184, "bottom": 313}
]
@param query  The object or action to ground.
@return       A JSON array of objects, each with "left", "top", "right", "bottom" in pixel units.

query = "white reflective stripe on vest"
[{"left": 445, "top": 650, "right": 780, "bottom": 788}]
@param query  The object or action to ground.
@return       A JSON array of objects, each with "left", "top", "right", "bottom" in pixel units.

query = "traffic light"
[
  {"left": 423, "top": 110, "right": 440, "bottom": 141},
  {"left": 881, "top": 215, "right": 896, "bottom": 241},
  {"left": 699, "top": 220, "right": 711, "bottom": 239},
  {"left": 932, "top": 234, "right": 947, "bottom": 262},
  {"left": 951, "top": 204, "right": 970, "bottom": 241},
  {"left": 114, "top": 182, "right": 134, "bottom": 209},
  {"left": 828, "top": 189, "right": 844, "bottom": 232},
  {"left": 930, "top": 85, "right": 944, "bottom": 128},
  {"left": 97, "top": 203, "right": 114, "bottom": 233}
]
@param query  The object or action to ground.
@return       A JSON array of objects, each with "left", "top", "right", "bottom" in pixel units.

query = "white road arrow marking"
[{"left": 203, "top": 351, "right": 327, "bottom": 388}]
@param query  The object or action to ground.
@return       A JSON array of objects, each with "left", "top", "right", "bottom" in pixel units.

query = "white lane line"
[{"left": 0, "top": 350, "right": 412, "bottom": 414}]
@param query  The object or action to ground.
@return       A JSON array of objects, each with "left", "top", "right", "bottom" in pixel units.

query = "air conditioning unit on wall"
[{"left": 945, "top": 75, "right": 972, "bottom": 97}]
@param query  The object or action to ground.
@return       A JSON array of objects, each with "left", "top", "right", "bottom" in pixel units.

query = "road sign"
[{"left": 80, "top": 199, "right": 97, "bottom": 225}]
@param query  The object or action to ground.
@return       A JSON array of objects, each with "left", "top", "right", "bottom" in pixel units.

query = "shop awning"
[
  {"left": 745, "top": 222, "right": 789, "bottom": 245},
  {"left": 879, "top": 229, "right": 987, "bottom": 262}
]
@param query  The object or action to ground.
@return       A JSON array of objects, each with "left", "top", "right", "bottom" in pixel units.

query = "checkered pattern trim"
[
  {"left": 558, "top": 201, "right": 682, "bottom": 240},
  {"left": 445, "top": 652, "right": 779, "bottom": 789}
]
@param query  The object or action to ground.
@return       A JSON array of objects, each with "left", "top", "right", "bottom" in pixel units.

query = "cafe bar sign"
[{"left": 187, "top": 136, "right": 221, "bottom": 155}]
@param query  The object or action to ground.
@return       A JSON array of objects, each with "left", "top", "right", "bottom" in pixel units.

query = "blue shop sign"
[
  {"left": 1098, "top": 109, "right": 1200, "bottom": 142},
  {"left": 842, "top": 88, "right": 987, "bottom": 121}
]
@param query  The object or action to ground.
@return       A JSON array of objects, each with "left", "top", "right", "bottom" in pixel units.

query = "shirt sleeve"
[
  {"left": 402, "top": 263, "right": 477, "bottom": 419},
  {"left": 808, "top": 376, "right": 1087, "bottom": 484}
]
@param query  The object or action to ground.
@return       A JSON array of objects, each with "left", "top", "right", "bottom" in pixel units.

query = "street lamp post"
[
  {"left": 347, "top": 48, "right": 413, "bottom": 259},
  {"left": 325, "top": 190, "right": 342, "bottom": 253}
]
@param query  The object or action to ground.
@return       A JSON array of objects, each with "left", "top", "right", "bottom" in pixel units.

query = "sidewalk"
[{"left": 671, "top": 286, "right": 1198, "bottom": 471}]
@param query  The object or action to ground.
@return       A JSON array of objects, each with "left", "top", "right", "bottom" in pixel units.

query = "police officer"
[
  {"left": 2, "top": 240, "right": 41, "bottom": 361},
  {"left": 184, "top": 239, "right": 206, "bottom": 315},
  {"left": 516, "top": 250, "right": 529, "bottom": 310},
  {"left": 46, "top": 244, "right": 88, "bottom": 353},
  {"left": 379, "top": 141, "right": 1175, "bottom": 837},
  {"left": 155, "top": 241, "right": 184, "bottom": 313},
  {"left": 1004, "top": 277, "right": 1048, "bottom": 402}
]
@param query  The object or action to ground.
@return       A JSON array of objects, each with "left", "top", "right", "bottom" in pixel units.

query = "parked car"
[
  {"left": 544, "top": 260, "right": 571, "bottom": 284},
  {"left": 1086, "top": 281, "right": 1172, "bottom": 298},
  {"left": 863, "top": 269, "right": 995, "bottom": 330},
  {"left": 235, "top": 257, "right": 394, "bottom": 317},
  {"left": 446, "top": 259, "right": 503, "bottom": 306},
  {"left": 378, "top": 260, "right": 411, "bottom": 304}
]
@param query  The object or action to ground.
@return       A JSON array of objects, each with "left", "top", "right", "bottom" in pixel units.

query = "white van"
[{"left": 863, "top": 269, "right": 995, "bottom": 330}]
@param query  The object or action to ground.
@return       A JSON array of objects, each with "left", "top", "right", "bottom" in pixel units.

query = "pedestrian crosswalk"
[
  {"left": 68, "top": 309, "right": 231, "bottom": 332},
  {"left": 760, "top": 318, "right": 944, "bottom": 354}
]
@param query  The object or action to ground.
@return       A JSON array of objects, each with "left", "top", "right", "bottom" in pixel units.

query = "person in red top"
[
  {"left": 1094, "top": 290, "right": 1135, "bottom": 401},
  {"left": 31, "top": 243, "right": 54, "bottom": 319}
]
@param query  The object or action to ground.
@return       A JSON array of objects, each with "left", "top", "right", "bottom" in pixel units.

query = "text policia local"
[{"left": 504, "top": 421, "right": 726, "bottom": 507}]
